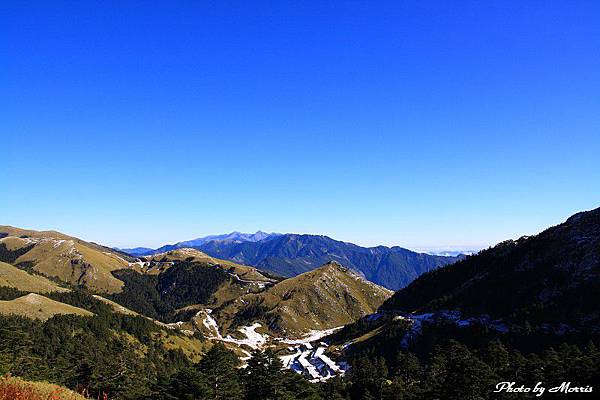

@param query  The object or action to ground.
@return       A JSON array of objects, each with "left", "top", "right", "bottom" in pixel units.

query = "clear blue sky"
[{"left": 2, "top": 1, "right": 599, "bottom": 249}]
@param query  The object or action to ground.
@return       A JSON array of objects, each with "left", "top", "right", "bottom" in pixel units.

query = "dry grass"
[
  {"left": 146, "top": 248, "right": 274, "bottom": 282},
  {"left": 0, "top": 375, "right": 87, "bottom": 400},
  {"left": 158, "top": 330, "right": 208, "bottom": 362},
  {"left": 218, "top": 262, "right": 392, "bottom": 337},
  {"left": 0, "top": 261, "right": 68, "bottom": 293},
  {"left": 0, "top": 226, "right": 129, "bottom": 293},
  {"left": 91, "top": 295, "right": 138, "bottom": 316},
  {"left": 0, "top": 293, "right": 93, "bottom": 321}
]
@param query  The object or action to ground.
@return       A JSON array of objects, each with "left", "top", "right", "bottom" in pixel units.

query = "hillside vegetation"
[
  {"left": 196, "top": 233, "right": 460, "bottom": 289},
  {"left": 381, "top": 206, "right": 600, "bottom": 330},
  {"left": 140, "top": 248, "right": 274, "bottom": 282},
  {"left": 216, "top": 262, "right": 392, "bottom": 336},
  {"left": 0, "top": 293, "right": 93, "bottom": 321},
  {"left": 320, "top": 207, "right": 600, "bottom": 399},
  {"left": 0, "top": 375, "right": 86, "bottom": 400},
  {"left": 0, "top": 290, "right": 200, "bottom": 399},
  {"left": 0, "top": 227, "right": 131, "bottom": 293},
  {"left": 0, "top": 261, "right": 67, "bottom": 293}
]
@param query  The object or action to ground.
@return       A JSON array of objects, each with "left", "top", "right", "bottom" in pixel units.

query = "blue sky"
[{"left": 2, "top": 1, "right": 599, "bottom": 249}]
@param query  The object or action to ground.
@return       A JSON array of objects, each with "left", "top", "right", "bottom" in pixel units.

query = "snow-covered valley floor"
[{"left": 196, "top": 310, "right": 346, "bottom": 381}]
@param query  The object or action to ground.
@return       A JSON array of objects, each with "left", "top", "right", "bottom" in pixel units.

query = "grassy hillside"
[
  {"left": 0, "top": 261, "right": 68, "bottom": 293},
  {"left": 0, "top": 293, "right": 93, "bottom": 321},
  {"left": 216, "top": 261, "right": 392, "bottom": 336},
  {"left": 109, "top": 260, "right": 246, "bottom": 321},
  {"left": 0, "top": 227, "right": 130, "bottom": 293},
  {"left": 0, "top": 290, "right": 206, "bottom": 399},
  {"left": 141, "top": 248, "right": 274, "bottom": 282}
]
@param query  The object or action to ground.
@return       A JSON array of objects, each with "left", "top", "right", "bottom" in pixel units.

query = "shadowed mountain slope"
[
  {"left": 381, "top": 207, "right": 600, "bottom": 330},
  {"left": 197, "top": 234, "right": 461, "bottom": 289}
]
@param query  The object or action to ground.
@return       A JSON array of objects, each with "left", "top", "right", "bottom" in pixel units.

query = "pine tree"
[
  {"left": 395, "top": 351, "right": 420, "bottom": 384},
  {"left": 243, "top": 349, "right": 286, "bottom": 400},
  {"left": 481, "top": 340, "right": 509, "bottom": 377},
  {"left": 197, "top": 343, "right": 243, "bottom": 400}
]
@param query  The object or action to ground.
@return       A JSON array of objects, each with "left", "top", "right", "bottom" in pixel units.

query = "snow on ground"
[
  {"left": 198, "top": 309, "right": 222, "bottom": 338},
  {"left": 220, "top": 322, "right": 268, "bottom": 350},
  {"left": 190, "top": 310, "right": 346, "bottom": 381},
  {"left": 389, "top": 311, "right": 510, "bottom": 348},
  {"left": 297, "top": 349, "right": 322, "bottom": 380},
  {"left": 282, "top": 344, "right": 346, "bottom": 382},
  {"left": 275, "top": 327, "right": 347, "bottom": 382},
  {"left": 278, "top": 326, "right": 343, "bottom": 345},
  {"left": 280, "top": 348, "right": 302, "bottom": 368}
]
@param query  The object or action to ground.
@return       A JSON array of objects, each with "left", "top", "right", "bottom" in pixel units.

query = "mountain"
[
  {"left": 0, "top": 261, "right": 68, "bottom": 293},
  {"left": 140, "top": 248, "right": 275, "bottom": 283},
  {"left": 2, "top": 210, "right": 600, "bottom": 399},
  {"left": 214, "top": 261, "right": 392, "bottom": 336},
  {"left": 196, "top": 234, "right": 461, "bottom": 290},
  {"left": 316, "top": 208, "right": 600, "bottom": 399},
  {"left": 381, "top": 206, "right": 600, "bottom": 330},
  {"left": 0, "top": 293, "right": 93, "bottom": 321},
  {"left": 117, "top": 246, "right": 154, "bottom": 256},
  {"left": 0, "top": 226, "right": 134, "bottom": 293},
  {"left": 0, "top": 226, "right": 275, "bottom": 297},
  {"left": 104, "top": 249, "right": 276, "bottom": 322},
  {"left": 145, "top": 231, "right": 281, "bottom": 255}
]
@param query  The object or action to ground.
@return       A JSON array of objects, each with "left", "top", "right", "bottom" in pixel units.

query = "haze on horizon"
[{"left": 2, "top": 2, "right": 599, "bottom": 250}]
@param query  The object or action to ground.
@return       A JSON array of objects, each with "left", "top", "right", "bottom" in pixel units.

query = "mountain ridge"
[
  {"left": 196, "top": 234, "right": 462, "bottom": 289},
  {"left": 129, "top": 231, "right": 282, "bottom": 256},
  {"left": 213, "top": 261, "right": 392, "bottom": 337},
  {"left": 380, "top": 206, "right": 600, "bottom": 329},
  {"left": 122, "top": 233, "right": 462, "bottom": 290}
]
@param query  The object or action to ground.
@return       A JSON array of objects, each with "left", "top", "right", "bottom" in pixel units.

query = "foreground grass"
[{"left": 0, "top": 375, "right": 87, "bottom": 400}]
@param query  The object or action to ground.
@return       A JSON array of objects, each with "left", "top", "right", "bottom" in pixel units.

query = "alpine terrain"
[
  {"left": 1, "top": 208, "right": 599, "bottom": 399},
  {"left": 129, "top": 233, "right": 462, "bottom": 290}
]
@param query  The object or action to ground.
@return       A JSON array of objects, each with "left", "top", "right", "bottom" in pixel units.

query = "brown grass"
[
  {"left": 0, "top": 375, "right": 87, "bottom": 400},
  {"left": 0, "top": 261, "right": 68, "bottom": 293},
  {"left": 0, "top": 293, "right": 93, "bottom": 321}
]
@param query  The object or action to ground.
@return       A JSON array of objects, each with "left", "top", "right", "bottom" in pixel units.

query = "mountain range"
[
  {"left": 1, "top": 207, "right": 599, "bottom": 399},
  {"left": 123, "top": 232, "right": 462, "bottom": 290},
  {"left": 119, "top": 231, "right": 281, "bottom": 256}
]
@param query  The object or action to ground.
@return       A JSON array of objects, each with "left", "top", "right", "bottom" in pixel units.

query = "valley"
[{"left": 1, "top": 207, "right": 600, "bottom": 399}]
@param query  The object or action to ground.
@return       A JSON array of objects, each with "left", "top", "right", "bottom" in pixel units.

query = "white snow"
[
  {"left": 279, "top": 326, "right": 343, "bottom": 345},
  {"left": 221, "top": 323, "right": 268, "bottom": 350},
  {"left": 200, "top": 309, "right": 222, "bottom": 339},
  {"left": 280, "top": 344, "right": 346, "bottom": 382}
]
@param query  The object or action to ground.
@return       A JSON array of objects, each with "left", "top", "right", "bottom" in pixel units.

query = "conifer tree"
[{"left": 197, "top": 343, "right": 243, "bottom": 400}]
